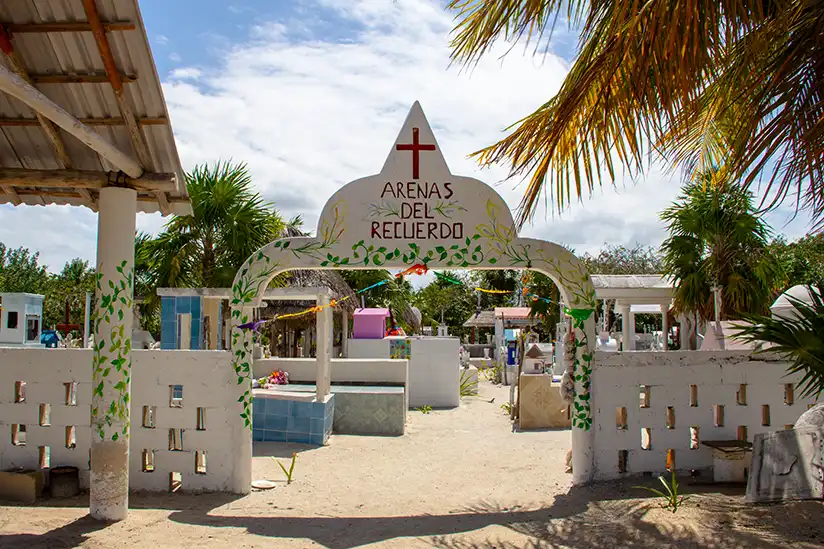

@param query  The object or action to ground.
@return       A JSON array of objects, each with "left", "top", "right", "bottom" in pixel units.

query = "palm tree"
[
  {"left": 137, "top": 161, "right": 300, "bottom": 332},
  {"left": 447, "top": 1, "right": 824, "bottom": 227},
  {"left": 145, "top": 161, "right": 294, "bottom": 289},
  {"left": 660, "top": 170, "right": 779, "bottom": 321}
]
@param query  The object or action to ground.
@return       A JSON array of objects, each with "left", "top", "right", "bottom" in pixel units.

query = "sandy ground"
[{"left": 1, "top": 380, "right": 822, "bottom": 548}]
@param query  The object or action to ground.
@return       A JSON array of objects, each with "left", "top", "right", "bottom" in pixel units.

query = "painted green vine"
[
  {"left": 231, "top": 197, "right": 598, "bottom": 431},
  {"left": 567, "top": 308, "right": 595, "bottom": 430},
  {"left": 91, "top": 260, "right": 133, "bottom": 442}
]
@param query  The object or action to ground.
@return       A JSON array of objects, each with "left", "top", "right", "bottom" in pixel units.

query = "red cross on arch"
[{"left": 396, "top": 127, "right": 436, "bottom": 179}]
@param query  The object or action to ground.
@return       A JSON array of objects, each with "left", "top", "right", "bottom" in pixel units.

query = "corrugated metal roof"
[{"left": 0, "top": 0, "right": 189, "bottom": 215}]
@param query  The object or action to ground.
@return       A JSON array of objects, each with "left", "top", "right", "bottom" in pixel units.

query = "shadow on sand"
[{"left": 1, "top": 481, "right": 822, "bottom": 549}]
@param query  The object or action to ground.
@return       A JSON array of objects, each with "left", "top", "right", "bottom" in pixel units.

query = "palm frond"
[
  {"left": 448, "top": 0, "right": 824, "bottom": 227},
  {"left": 733, "top": 286, "right": 824, "bottom": 398}
]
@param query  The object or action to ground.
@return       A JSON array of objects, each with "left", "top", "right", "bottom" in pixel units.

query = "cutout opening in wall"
[
  {"left": 784, "top": 384, "right": 794, "bottom": 405},
  {"left": 14, "top": 381, "right": 25, "bottom": 403},
  {"left": 39, "top": 446, "right": 50, "bottom": 469},
  {"left": 689, "top": 385, "right": 698, "bottom": 407},
  {"left": 142, "top": 406, "right": 156, "bottom": 429},
  {"left": 641, "top": 428, "right": 651, "bottom": 450},
  {"left": 142, "top": 449, "right": 155, "bottom": 472},
  {"left": 666, "top": 407, "right": 675, "bottom": 429},
  {"left": 761, "top": 404, "right": 771, "bottom": 426},
  {"left": 169, "top": 428, "right": 183, "bottom": 451},
  {"left": 615, "top": 407, "right": 627, "bottom": 430},
  {"left": 195, "top": 450, "right": 207, "bottom": 474},
  {"left": 713, "top": 405, "right": 725, "bottom": 427},
  {"left": 170, "top": 385, "right": 183, "bottom": 408},
  {"left": 39, "top": 403, "right": 51, "bottom": 426},
  {"left": 690, "top": 426, "right": 700, "bottom": 449},
  {"left": 169, "top": 472, "right": 182, "bottom": 492},
  {"left": 736, "top": 384, "right": 747, "bottom": 406},
  {"left": 64, "top": 382, "right": 77, "bottom": 406},
  {"left": 639, "top": 385, "right": 650, "bottom": 408},
  {"left": 666, "top": 449, "right": 676, "bottom": 472},
  {"left": 618, "top": 450, "right": 628, "bottom": 474},
  {"left": 737, "top": 425, "right": 748, "bottom": 441},
  {"left": 65, "top": 426, "right": 76, "bottom": 448},
  {"left": 11, "top": 424, "right": 26, "bottom": 446},
  {"left": 196, "top": 408, "right": 206, "bottom": 431}
]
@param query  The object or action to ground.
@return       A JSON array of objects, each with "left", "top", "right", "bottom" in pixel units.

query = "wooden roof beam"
[
  {"left": 0, "top": 63, "right": 143, "bottom": 177},
  {"left": 0, "top": 168, "right": 177, "bottom": 192},
  {"left": 0, "top": 25, "right": 85, "bottom": 204},
  {"left": 3, "top": 22, "right": 135, "bottom": 33},
  {"left": 0, "top": 116, "right": 166, "bottom": 126},
  {"left": 82, "top": 0, "right": 168, "bottom": 214},
  {"left": 29, "top": 72, "right": 137, "bottom": 84}
]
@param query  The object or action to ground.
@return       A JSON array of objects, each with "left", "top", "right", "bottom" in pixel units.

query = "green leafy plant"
[
  {"left": 635, "top": 471, "right": 691, "bottom": 513},
  {"left": 417, "top": 405, "right": 433, "bottom": 414},
  {"left": 460, "top": 368, "right": 479, "bottom": 397},
  {"left": 733, "top": 285, "right": 824, "bottom": 398},
  {"left": 273, "top": 452, "right": 297, "bottom": 484},
  {"left": 500, "top": 401, "right": 513, "bottom": 415}
]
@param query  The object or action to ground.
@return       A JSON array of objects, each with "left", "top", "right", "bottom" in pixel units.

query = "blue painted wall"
[{"left": 160, "top": 296, "right": 203, "bottom": 349}]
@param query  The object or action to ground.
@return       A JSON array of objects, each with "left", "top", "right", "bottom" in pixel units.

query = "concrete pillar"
[
  {"left": 232, "top": 305, "right": 254, "bottom": 494},
  {"left": 203, "top": 297, "right": 221, "bottom": 350},
  {"left": 618, "top": 303, "right": 631, "bottom": 352},
  {"left": 90, "top": 187, "right": 136, "bottom": 521},
  {"left": 316, "top": 295, "right": 332, "bottom": 400},
  {"left": 83, "top": 291, "right": 92, "bottom": 348},
  {"left": 571, "top": 314, "right": 597, "bottom": 485},
  {"left": 341, "top": 310, "right": 349, "bottom": 358},
  {"left": 660, "top": 302, "right": 669, "bottom": 351},
  {"left": 629, "top": 312, "right": 636, "bottom": 350}
]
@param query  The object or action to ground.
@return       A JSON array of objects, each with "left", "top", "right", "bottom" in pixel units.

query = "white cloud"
[
  {"left": 0, "top": 0, "right": 814, "bottom": 275},
  {"left": 169, "top": 52, "right": 182, "bottom": 63},
  {"left": 169, "top": 67, "right": 202, "bottom": 80},
  {"left": 155, "top": 34, "right": 169, "bottom": 46}
]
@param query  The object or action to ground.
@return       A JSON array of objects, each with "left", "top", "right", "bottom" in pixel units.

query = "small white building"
[{"left": 0, "top": 293, "right": 45, "bottom": 347}]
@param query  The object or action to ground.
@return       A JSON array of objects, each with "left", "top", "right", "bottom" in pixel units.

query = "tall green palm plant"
[
  {"left": 660, "top": 170, "right": 779, "bottom": 321},
  {"left": 733, "top": 287, "right": 824, "bottom": 398},
  {"left": 137, "top": 162, "right": 299, "bottom": 330},
  {"left": 447, "top": 1, "right": 824, "bottom": 228},
  {"left": 147, "top": 161, "right": 290, "bottom": 289}
]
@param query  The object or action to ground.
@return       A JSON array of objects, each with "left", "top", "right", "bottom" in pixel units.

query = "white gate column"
[
  {"left": 316, "top": 295, "right": 332, "bottom": 400},
  {"left": 90, "top": 187, "right": 136, "bottom": 521},
  {"left": 232, "top": 305, "right": 254, "bottom": 494},
  {"left": 571, "top": 315, "right": 597, "bottom": 485},
  {"left": 618, "top": 302, "right": 631, "bottom": 352}
]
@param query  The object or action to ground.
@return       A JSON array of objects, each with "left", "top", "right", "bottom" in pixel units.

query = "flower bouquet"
[{"left": 255, "top": 369, "right": 290, "bottom": 389}]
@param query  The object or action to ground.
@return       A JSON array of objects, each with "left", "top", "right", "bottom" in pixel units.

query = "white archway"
[{"left": 229, "top": 103, "right": 597, "bottom": 492}]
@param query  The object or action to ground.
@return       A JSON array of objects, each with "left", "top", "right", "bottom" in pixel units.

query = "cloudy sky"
[{"left": 0, "top": 0, "right": 814, "bottom": 280}]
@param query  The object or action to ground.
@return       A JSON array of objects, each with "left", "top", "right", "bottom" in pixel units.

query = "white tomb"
[
  {"left": 0, "top": 293, "right": 44, "bottom": 347},
  {"left": 348, "top": 335, "right": 460, "bottom": 408}
]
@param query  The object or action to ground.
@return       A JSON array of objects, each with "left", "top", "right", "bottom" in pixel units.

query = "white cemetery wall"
[
  {"left": 347, "top": 337, "right": 460, "bottom": 408},
  {"left": 347, "top": 338, "right": 390, "bottom": 359},
  {"left": 409, "top": 338, "right": 460, "bottom": 408},
  {"left": 0, "top": 348, "right": 241, "bottom": 491},
  {"left": 591, "top": 350, "right": 819, "bottom": 480}
]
